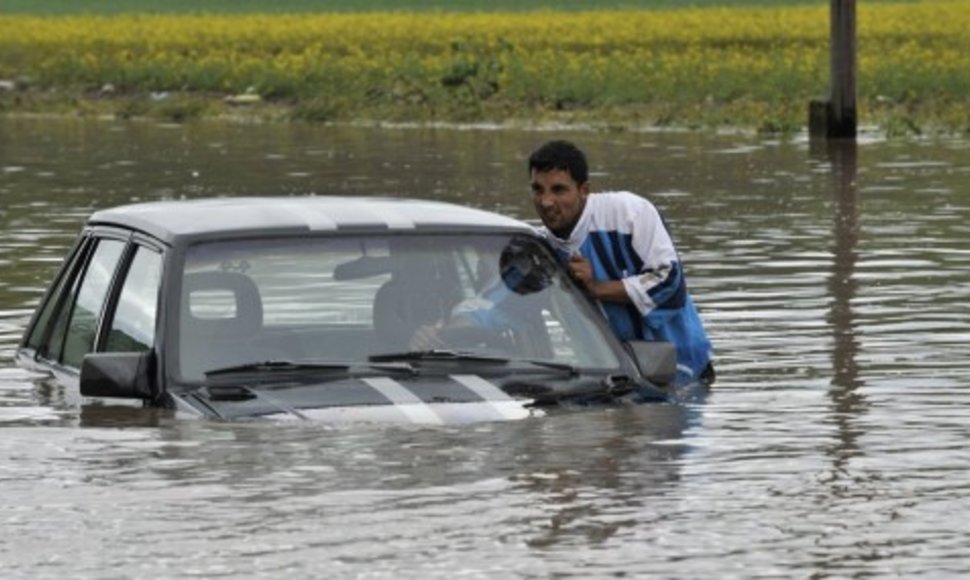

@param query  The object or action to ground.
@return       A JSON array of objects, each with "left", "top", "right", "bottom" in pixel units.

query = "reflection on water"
[
  {"left": 818, "top": 139, "right": 867, "bottom": 487},
  {"left": 2, "top": 117, "right": 970, "bottom": 577}
]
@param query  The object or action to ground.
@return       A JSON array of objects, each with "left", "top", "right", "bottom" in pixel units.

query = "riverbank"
[{"left": 1, "top": 4, "right": 968, "bottom": 136}]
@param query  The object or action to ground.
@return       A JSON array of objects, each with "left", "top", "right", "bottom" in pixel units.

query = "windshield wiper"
[
  {"left": 368, "top": 349, "right": 511, "bottom": 364},
  {"left": 368, "top": 350, "right": 579, "bottom": 377},
  {"left": 204, "top": 359, "right": 415, "bottom": 378},
  {"left": 517, "top": 359, "right": 580, "bottom": 377}
]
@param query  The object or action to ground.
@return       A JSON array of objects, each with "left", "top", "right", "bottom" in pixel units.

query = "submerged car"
[{"left": 16, "top": 196, "right": 678, "bottom": 424}]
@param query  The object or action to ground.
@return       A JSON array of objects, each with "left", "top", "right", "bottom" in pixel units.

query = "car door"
[{"left": 20, "top": 229, "right": 164, "bottom": 387}]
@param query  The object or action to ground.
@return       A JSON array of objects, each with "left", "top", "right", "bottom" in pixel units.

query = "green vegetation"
[
  {"left": 0, "top": 2, "right": 964, "bottom": 136},
  {"left": 0, "top": 0, "right": 917, "bottom": 14}
]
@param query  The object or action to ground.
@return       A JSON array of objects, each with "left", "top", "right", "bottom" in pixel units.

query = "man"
[{"left": 528, "top": 140, "right": 714, "bottom": 386}]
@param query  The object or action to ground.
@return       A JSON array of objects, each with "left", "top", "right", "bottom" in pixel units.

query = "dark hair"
[{"left": 527, "top": 140, "right": 589, "bottom": 185}]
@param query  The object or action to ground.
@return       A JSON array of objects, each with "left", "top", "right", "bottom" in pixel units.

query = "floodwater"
[{"left": 2, "top": 116, "right": 970, "bottom": 578}]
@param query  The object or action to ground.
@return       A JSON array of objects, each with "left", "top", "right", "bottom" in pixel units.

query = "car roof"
[{"left": 88, "top": 196, "right": 535, "bottom": 244}]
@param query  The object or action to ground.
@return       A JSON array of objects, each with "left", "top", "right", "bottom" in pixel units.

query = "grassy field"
[
  {"left": 0, "top": 0, "right": 904, "bottom": 14},
  {"left": 0, "top": 1, "right": 966, "bottom": 135}
]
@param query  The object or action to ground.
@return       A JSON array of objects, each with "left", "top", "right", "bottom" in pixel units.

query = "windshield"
[{"left": 176, "top": 233, "right": 621, "bottom": 381}]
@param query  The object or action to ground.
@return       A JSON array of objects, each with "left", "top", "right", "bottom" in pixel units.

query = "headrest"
[{"left": 181, "top": 270, "right": 263, "bottom": 330}]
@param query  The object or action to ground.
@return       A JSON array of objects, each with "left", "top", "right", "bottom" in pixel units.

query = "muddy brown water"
[{"left": 2, "top": 117, "right": 969, "bottom": 578}]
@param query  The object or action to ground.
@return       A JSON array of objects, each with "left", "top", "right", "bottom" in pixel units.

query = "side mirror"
[
  {"left": 80, "top": 351, "right": 157, "bottom": 400},
  {"left": 626, "top": 341, "right": 677, "bottom": 386}
]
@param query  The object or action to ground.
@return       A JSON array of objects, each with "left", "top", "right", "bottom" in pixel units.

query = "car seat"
[
  {"left": 371, "top": 250, "right": 462, "bottom": 353},
  {"left": 179, "top": 270, "right": 264, "bottom": 380}
]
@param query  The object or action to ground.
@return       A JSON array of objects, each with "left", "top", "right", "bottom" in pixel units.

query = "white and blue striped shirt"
[{"left": 540, "top": 191, "right": 713, "bottom": 383}]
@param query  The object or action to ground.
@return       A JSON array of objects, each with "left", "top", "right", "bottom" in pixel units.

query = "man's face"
[{"left": 530, "top": 168, "right": 589, "bottom": 237}]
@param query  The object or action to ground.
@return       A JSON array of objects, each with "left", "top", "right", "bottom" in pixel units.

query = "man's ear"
[{"left": 579, "top": 181, "right": 591, "bottom": 198}]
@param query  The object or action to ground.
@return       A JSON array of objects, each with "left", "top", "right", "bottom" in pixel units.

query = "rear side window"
[
  {"left": 25, "top": 239, "right": 90, "bottom": 351},
  {"left": 60, "top": 239, "right": 126, "bottom": 368},
  {"left": 104, "top": 246, "right": 162, "bottom": 353}
]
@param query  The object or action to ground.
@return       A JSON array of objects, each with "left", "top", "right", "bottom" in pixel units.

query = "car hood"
[
  {"left": 173, "top": 372, "right": 636, "bottom": 424},
  {"left": 172, "top": 373, "right": 652, "bottom": 425}
]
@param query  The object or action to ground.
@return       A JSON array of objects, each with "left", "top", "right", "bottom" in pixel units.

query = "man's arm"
[
  {"left": 567, "top": 255, "right": 631, "bottom": 303},
  {"left": 568, "top": 195, "right": 682, "bottom": 313}
]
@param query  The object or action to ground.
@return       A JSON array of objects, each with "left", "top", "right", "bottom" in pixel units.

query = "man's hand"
[
  {"left": 568, "top": 255, "right": 595, "bottom": 287},
  {"left": 567, "top": 254, "right": 631, "bottom": 304}
]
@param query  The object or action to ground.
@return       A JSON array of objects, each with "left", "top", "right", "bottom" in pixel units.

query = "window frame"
[
  {"left": 91, "top": 231, "right": 167, "bottom": 357},
  {"left": 22, "top": 233, "right": 93, "bottom": 358},
  {"left": 59, "top": 236, "right": 129, "bottom": 368},
  {"left": 23, "top": 226, "right": 168, "bottom": 374},
  {"left": 100, "top": 241, "right": 165, "bottom": 354}
]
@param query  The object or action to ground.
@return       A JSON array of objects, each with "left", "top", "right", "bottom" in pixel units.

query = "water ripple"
[{"left": 1, "top": 119, "right": 970, "bottom": 577}]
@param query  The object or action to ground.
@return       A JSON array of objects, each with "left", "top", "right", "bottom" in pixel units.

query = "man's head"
[{"left": 527, "top": 140, "right": 590, "bottom": 238}]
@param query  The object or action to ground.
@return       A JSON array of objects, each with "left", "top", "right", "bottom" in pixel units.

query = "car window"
[
  {"left": 179, "top": 234, "right": 621, "bottom": 376},
  {"left": 454, "top": 241, "right": 499, "bottom": 298},
  {"left": 24, "top": 237, "right": 91, "bottom": 352},
  {"left": 104, "top": 246, "right": 162, "bottom": 353},
  {"left": 184, "top": 237, "right": 392, "bottom": 326},
  {"left": 61, "top": 239, "right": 126, "bottom": 368}
]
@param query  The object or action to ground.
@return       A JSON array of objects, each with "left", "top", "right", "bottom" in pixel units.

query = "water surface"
[{"left": 2, "top": 117, "right": 969, "bottom": 577}]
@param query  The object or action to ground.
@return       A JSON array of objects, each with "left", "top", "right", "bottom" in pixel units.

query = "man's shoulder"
[
  {"left": 587, "top": 191, "right": 657, "bottom": 224},
  {"left": 590, "top": 190, "right": 652, "bottom": 208}
]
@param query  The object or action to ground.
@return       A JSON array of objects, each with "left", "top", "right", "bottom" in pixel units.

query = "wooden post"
[{"left": 810, "top": 0, "right": 857, "bottom": 139}]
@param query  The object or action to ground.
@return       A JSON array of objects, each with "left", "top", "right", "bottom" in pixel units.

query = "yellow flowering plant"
[{"left": 0, "top": 3, "right": 967, "bottom": 133}]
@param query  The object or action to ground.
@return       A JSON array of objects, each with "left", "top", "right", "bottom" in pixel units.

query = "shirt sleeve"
[{"left": 618, "top": 196, "right": 683, "bottom": 316}]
